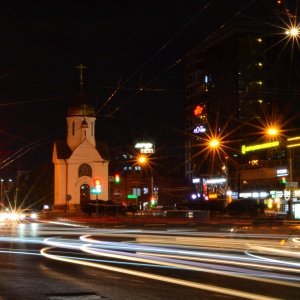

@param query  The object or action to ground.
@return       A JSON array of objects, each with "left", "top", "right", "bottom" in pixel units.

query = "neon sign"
[
  {"left": 135, "top": 142, "right": 153, "bottom": 149},
  {"left": 241, "top": 141, "right": 279, "bottom": 154},
  {"left": 193, "top": 126, "right": 206, "bottom": 134},
  {"left": 135, "top": 142, "right": 154, "bottom": 154},
  {"left": 206, "top": 178, "right": 226, "bottom": 184},
  {"left": 287, "top": 136, "right": 300, "bottom": 148},
  {"left": 239, "top": 192, "right": 268, "bottom": 198},
  {"left": 208, "top": 194, "right": 218, "bottom": 199},
  {"left": 277, "top": 168, "right": 288, "bottom": 177},
  {"left": 194, "top": 105, "right": 204, "bottom": 116}
]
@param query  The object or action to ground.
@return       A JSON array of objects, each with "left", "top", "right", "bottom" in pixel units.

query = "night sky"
[{"left": 0, "top": 0, "right": 295, "bottom": 176}]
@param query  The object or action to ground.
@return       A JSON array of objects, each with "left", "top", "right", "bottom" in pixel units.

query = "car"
[
  {"left": 19, "top": 211, "right": 38, "bottom": 222},
  {"left": 0, "top": 210, "right": 23, "bottom": 223},
  {"left": 0, "top": 210, "right": 38, "bottom": 223}
]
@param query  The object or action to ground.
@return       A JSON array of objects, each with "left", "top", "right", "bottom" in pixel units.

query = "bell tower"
[{"left": 66, "top": 64, "right": 96, "bottom": 151}]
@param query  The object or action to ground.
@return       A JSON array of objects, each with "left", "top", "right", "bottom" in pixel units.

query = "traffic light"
[
  {"left": 94, "top": 179, "right": 101, "bottom": 193},
  {"left": 94, "top": 178, "right": 101, "bottom": 186},
  {"left": 115, "top": 174, "right": 120, "bottom": 183},
  {"left": 281, "top": 177, "right": 286, "bottom": 184}
]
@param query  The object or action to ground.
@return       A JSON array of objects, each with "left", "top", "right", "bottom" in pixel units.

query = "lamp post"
[
  {"left": 0, "top": 179, "right": 12, "bottom": 208},
  {"left": 138, "top": 155, "right": 154, "bottom": 205},
  {"left": 288, "top": 146, "right": 293, "bottom": 220},
  {"left": 0, "top": 179, "right": 3, "bottom": 204},
  {"left": 286, "top": 136, "right": 300, "bottom": 219}
]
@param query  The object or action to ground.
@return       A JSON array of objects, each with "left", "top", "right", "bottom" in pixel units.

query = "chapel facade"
[{"left": 52, "top": 67, "right": 109, "bottom": 211}]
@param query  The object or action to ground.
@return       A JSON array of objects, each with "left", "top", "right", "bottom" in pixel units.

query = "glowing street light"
[
  {"left": 207, "top": 137, "right": 231, "bottom": 204},
  {"left": 209, "top": 139, "right": 219, "bottom": 148},
  {"left": 138, "top": 156, "right": 147, "bottom": 164},
  {"left": 138, "top": 155, "right": 154, "bottom": 201},
  {"left": 285, "top": 27, "right": 299, "bottom": 37},
  {"left": 267, "top": 127, "right": 278, "bottom": 136},
  {"left": 263, "top": 124, "right": 282, "bottom": 142}
]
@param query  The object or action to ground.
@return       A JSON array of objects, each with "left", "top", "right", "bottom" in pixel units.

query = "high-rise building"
[{"left": 184, "top": 5, "right": 300, "bottom": 208}]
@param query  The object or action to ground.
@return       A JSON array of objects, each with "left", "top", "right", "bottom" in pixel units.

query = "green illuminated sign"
[
  {"left": 90, "top": 187, "right": 102, "bottom": 194},
  {"left": 241, "top": 141, "right": 279, "bottom": 154},
  {"left": 127, "top": 194, "right": 137, "bottom": 199}
]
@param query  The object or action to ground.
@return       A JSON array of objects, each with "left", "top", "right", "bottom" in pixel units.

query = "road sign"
[
  {"left": 285, "top": 181, "right": 298, "bottom": 189},
  {"left": 91, "top": 187, "right": 102, "bottom": 194},
  {"left": 65, "top": 194, "right": 72, "bottom": 201}
]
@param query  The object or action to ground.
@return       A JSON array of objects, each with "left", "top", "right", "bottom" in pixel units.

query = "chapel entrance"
[{"left": 80, "top": 184, "right": 91, "bottom": 212}]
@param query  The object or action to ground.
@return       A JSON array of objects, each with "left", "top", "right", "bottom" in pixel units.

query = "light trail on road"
[
  {"left": 41, "top": 246, "right": 281, "bottom": 300},
  {"left": 1, "top": 223, "right": 300, "bottom": 299},
  {"left": 40, "top": 231, "right": 300, "bottom": 300}
]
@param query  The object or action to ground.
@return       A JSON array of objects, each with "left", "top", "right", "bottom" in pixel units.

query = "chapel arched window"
[{"left": 78, "top": 164, "right": 92, "bottom": 177}]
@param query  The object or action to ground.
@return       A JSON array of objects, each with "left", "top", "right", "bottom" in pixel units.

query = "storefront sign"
[
  {"left": 239, "top": 192, "right": 269, "bottom": 199},
  {"left": 193, "top": 125, "right": 206, "bottom": 134},
  {"left": 277, "top": 168, "right": 289, "bottom": 177},
  {"left": 194, "top": 105, "right": 204, "bottom": 116},
  {"left": 287, "top": 136, "right": 300, "bottom": 148},
  {"left": 241, "top": 141, "right": 279, "bottom": 154},
  {"left": 285, "top": 181, "right": 298, "bottom": 188},
  {"left": 206, "top": 178, "right": 226, "bottom": 184},
  {"left": 270, "top": 190, "right": 283, "bottom": 198},
  {"left": 135, "top": 142, "right": 154, "bottom": 154}
]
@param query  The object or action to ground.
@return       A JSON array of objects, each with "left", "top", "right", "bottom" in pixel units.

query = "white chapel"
[{"left": 52, "top": 66, "right": 110, "bottom": 211}]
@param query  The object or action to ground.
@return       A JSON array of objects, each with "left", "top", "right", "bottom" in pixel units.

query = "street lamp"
[
  {"left": 0, "top": 179, "right": 12, "bottom": 208},
  {"left": 285, "top": 27, "right": 299, "bottom": 37},
  {"left": 267, "top": 127, "right": 278, "bottom": 136},
  {"left": 286, "top": 136, "right": 300, "bottom": 219},
  {"left": 0, "top": 179, "right": 3, "bottom": 204},
  {"left": 138, "top": 155, "right": 154, "bottom": 203},
  {"left": 209, "top": 139, "right": 219, "bottom": 148},
  {"left": 207, "top": 137, "right": 231, "bottom": 204}
]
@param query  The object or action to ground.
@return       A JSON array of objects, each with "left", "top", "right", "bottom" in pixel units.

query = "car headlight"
[
  {"left": 9, "top": 212, "right": 19, "bottom": 221},
  {"left": 0, "top": 213, "right": 7, "bottom": 221},
  {"left": 30, "top": 213, "right": 37, "bottom": 219}
]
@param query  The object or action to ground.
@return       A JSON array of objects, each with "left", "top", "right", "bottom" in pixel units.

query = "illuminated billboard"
[
  {"left": 193, "top": 125, "right": 206, "bottom": 134},
  {"left": 287, "top": 136, "right": 300, "bottom": 148},
  {"left": 194, "top": 105, "right": 204, "bottom": 116},
  {"left": 135, "top": 142, "right": 154, "bottom": 154},
  {"left": 241, "top": 141, "right": 279, "bottom": 154}
]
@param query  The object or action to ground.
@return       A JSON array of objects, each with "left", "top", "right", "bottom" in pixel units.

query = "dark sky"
[{"left": 0, "top": 0, "right": 295, "bottom": 175}]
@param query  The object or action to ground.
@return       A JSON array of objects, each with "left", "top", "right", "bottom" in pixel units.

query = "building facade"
[
  {"left": 109, "top": 135, "right": 192, "bottom": 209},
  {"left": 52, "top": 82, "right": 110, "bottom": 211},
  {"left": 184, "top": 8, "right": 300, "bottom": 216}
]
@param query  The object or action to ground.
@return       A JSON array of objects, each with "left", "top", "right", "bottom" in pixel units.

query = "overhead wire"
[
  {"left": 1, "top": 1, "right": 216, "bottom": 169},
  {"left": 94, "top": 0, "right": 214, "bottom": 117},
  {"left": 106, "top": 0, "right": 258, "bottom": 119},
  {"left": 0, "top": 0, "right": 267, "bottom": 169}
]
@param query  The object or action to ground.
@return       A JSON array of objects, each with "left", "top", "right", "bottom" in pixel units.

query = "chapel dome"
[{"left": 67, "top": 88, "right": 95, "bottom": 116}]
